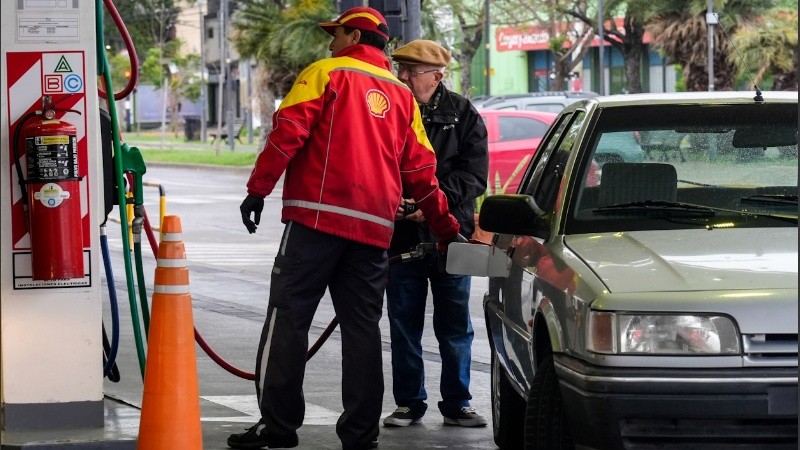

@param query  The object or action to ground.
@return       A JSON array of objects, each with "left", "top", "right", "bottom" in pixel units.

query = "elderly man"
[
  {"left": 231, "top": 12, "right": 460, "bottom": 450},
  {"left": 383, "top": 40, "right": 489, "bottom": 428}
]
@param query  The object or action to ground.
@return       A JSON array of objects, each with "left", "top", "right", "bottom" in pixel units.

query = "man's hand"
[{"left": 240, "top": 194, "right": 264, "bottom": 234}]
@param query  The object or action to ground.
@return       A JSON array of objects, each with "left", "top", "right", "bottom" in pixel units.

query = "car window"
[
  {"left": 497, "top": 116, "right": 550, "bottom": 141},
  {"left": 520, "top": 113, "right": 573, "bottom": 195},
  {"left": 524, "top": 103, "right": 564, "bottom": 114},
  {"left": 530, "top": 112, "right": 586, "bottom": 213},
  {"left": 498, "top": 105, "right": 518, "bottom": 111},
  {"left": 568, "top": 103, "right": 798, "bottom": 234}
]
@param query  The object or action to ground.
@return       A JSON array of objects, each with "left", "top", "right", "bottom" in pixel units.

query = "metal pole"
[
  {"left": 215, "top": 0, "right": 226, "bottom": 154},
  {"left": 597, "top": 0, "right": 604, "bottom": 95},
  {"left": 484, "top": 0, "right": 490, "bottom": 96},
  {"left": 706, "top": 0, "right": 715, "bottom": 91},
  {"left": 404, "top": 0, "right": 421, "bottom": 43},
  {"left": 199, "top": 0, "right": 208, "bottom": 142},
  {"left": 246, "top": 61, "right": 253, "bottom": 144}
]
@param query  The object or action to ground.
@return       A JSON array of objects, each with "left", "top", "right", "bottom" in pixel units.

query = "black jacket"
[{"left": 390, "top": 83, "right": 489, "bottom": 253}]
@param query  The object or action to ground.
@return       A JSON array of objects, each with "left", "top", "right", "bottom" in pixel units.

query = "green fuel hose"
[{"left": 96, "top": 0, "right": 147, "bottom": 378}]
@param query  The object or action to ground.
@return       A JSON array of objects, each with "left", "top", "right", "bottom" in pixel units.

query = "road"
[{"left": 102, "top": 164, "right": 497, "bottom": 449}]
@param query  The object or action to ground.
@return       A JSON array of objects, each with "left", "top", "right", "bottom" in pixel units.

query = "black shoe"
[
  {"left": 442, "top": 406, "right": 488, "bottom": 427},
  {"left": 383, "top": 405, "right": 425, "bottom": 427},
  {"left": 227, "top": 421, "right": 299, "bottom": 449},
  {"left": 343, "top": 439, "right": 378, "bottom": 450}
]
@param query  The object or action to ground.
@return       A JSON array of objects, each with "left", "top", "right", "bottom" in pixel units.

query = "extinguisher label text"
[
  {"left": 26, "top": 134, "right": 79, "bottom": 181},
  {"left": 34, "top": 135, "right": 69, "bottom": 145},
  {"left": 33, "top": 183, "right": 71, "bottom": 208}
]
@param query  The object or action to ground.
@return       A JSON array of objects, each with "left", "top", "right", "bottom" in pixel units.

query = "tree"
[
  {"left": 139, "top": 40, "right": 202, "bottom": 137},
  {"left": 104, "top": 1, "right": 183, "bottom": 54},
  {"left": 731, "top": 8, "right": 798, "bottom": 90},
  {"left": 231, "top": 0, "right": 335, "bottom": 145},
  {"left": 565, "top": 0, "right": 650, "bottom": 94},
  {"left": 420, "top": 0, "right": 485, "bottom": 98},
  {"left": 492, "top": 0, "right": 594, "bottom": 91},
  {"left": 645, "top": 0, "right": 774, "bottom": 91}
]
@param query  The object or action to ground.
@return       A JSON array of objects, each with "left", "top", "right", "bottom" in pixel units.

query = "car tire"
[
  {"left": 524, "top": 356, "right": 573, "bottom": 450},
  {"left": 491, "top": 351, "right": 525, "bottom": 449}
]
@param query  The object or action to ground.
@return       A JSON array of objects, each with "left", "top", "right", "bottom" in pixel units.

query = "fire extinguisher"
[{"left": 14, "top": 96, "right": 84, "bottom": 280}]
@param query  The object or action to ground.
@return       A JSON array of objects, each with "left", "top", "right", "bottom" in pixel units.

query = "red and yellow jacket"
[{"left": 246, "top": 44, "right": 458, "bottom": 249}]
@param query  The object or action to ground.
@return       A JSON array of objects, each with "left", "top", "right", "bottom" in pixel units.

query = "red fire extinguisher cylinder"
[{"left": 23, "top": 118, "right": 84, "bottom": 280}]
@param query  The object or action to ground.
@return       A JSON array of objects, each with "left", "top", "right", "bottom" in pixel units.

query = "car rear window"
[{"left": 498, "top": 116, "right": 550, "bottom": 141}]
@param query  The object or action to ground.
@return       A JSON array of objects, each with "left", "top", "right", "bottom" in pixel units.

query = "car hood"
[{"left": 565, "top": 228, "right": 798, "bottom": 293}]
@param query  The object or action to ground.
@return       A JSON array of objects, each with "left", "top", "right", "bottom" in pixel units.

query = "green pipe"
[{"left": 96, "top": 0, "right": 146, "bottom": 377}]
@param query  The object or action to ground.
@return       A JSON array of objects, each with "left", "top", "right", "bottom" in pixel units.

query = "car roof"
[
  {"left": 477, "top": 109, "right": 558, "bottom": 121},
  {"left": 473, "top": 90, "right": 598, "bottom": 108},
  {"left": 575, "top": 91, "right": 797, "bottom": 109}
]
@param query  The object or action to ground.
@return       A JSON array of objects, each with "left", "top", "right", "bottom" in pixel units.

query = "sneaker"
[
  {"left": 227, "top": 420, "right": 299, "bottom": 449},
  {"left": 383, "top": 406, "right": 424, "bottom": 427},
  {"left": 442, "top": 407, "right": 488, "bottom": 427}
]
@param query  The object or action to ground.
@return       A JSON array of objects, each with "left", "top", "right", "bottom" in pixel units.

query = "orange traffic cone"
[{"left": 138, "top": 215, "right": 202, "bottom": 449}]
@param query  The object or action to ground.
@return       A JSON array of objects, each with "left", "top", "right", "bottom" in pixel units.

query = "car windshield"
[{"left": 568, "top": 103, "right": 798, "bottom": 234}]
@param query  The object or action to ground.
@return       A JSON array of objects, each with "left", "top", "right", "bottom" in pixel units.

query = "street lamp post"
[
  {"left": 484, "top": 0, "right": 490, "bottom": 96},
  {"left": 199, "top": 0, "right": 208, "bottom": 142},
  {"left": 706, "top": 0, "right": 717, "bottom": 92},
  {"left": 597, "top": 0, "right": 604, "bottom": 95}
]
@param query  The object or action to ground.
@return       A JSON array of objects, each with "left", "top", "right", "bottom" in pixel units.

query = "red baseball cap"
[{"left": 319, "top": 6, "right": 389, "bottom": 40}]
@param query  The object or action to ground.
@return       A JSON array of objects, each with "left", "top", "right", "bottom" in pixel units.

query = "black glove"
[
  {"left": 437, "top": 233, "right": 468, "bottom": 273},
  {"left": 240, "top": 194, "right": 264, "bottom": 234}
]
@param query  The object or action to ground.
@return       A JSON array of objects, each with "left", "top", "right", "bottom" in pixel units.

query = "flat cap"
[
  {"left": 391, "top": 40, "right": 451, "bottom": 67},
  {"left": 319, "top": 7, "right": 389, "bottom": 40}
]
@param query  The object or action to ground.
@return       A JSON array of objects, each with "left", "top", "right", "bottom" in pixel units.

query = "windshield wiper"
[
  {"left": 741, "top": 194, "right": 798, "bottom": 206},
  {"left": 594, "top": 200, "right": 716, "bottom": 217}
]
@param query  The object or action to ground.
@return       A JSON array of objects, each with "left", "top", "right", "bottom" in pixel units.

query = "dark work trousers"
[{"left": 254, "top": 221, "right": 388, "bottom": 448}]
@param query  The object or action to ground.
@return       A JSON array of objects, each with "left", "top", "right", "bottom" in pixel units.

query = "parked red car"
[{"left": 478, "top": 109, "right": 557, "bottom": 194}]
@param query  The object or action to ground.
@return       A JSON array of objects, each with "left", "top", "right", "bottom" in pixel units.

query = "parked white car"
[{"left": 449, "top": 91, "right": 798, "bottom": 449}]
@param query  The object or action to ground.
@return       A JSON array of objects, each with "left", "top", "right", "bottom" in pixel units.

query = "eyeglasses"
[{"left": 394, "top": 64, "right": 439, "bottom": 77}]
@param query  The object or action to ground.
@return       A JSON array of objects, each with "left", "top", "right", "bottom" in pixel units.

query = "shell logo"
[{"left": 366, "top": 89, "right": 390, "bottom": 118}]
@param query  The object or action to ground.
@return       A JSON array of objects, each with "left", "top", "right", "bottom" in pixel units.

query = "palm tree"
[
  {"left": 645, "top": 0, "right": 773, "bottom": 91},
  {"left": 731, "top": 9, "right": 798, "bottom": 90},
  {"left": 231, "top": 0, "right": 334, "bottom": 145}
]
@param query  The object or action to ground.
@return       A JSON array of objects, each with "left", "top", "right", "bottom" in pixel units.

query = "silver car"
[{"left": 449, "top": 92, "right": 798, "bottom": 449}]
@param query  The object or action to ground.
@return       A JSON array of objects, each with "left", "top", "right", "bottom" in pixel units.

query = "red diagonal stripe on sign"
[{"left": 6, "top": 53, "right": 40, "bottom": 88}]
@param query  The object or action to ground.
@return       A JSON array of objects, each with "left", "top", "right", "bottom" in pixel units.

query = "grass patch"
[{"left": 138, "top": 149, "right": 256, "bottom": 167}]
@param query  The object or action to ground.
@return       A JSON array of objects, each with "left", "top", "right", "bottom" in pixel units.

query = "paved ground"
[{"left": 2, "top": 164, "right": 499, "bottom": 450}]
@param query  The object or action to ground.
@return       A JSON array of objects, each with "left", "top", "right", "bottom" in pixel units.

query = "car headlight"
[{"left": 587, "top": 311, "right": 740, "bottom": 355}]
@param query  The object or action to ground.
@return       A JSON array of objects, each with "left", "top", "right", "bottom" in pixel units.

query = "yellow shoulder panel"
[
  {"left": 411, "top": 106, "right": 434, "bottom": 152},
  {"left": 279, "top": 62, "right": 331, "bottom": 110}
]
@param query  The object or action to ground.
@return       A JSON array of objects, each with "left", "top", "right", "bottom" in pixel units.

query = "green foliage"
[
  {"left": 139, "top": 40, "right": 203, "bottom": 101},
  {"left": 138, "top": 149, "right": 256, "bottom": 167},
  {"left": 106, "top": 51, "right": 132, "bottom": 94},
  {"left": 103, "top": 1, "right": 182, "bottom": 54},
  {"left": 232, "top": 0, "right": 335, "bottom": 96},
  {"left": 730, "top": 8, "right": 798, "bottom": 89}
]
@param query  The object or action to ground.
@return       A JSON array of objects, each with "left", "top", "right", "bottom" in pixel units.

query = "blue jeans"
[{"left": 386, "top": 253, "right": 474, "bottom": 416}]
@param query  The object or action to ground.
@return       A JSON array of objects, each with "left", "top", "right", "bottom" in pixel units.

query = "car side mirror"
[{"left": 478, "top": 194, "right": 548, "bottom": 238}]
